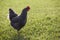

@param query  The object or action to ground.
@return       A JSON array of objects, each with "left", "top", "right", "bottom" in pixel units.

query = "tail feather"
[{"left": 9, "top": 8, "right": 17, "bottom": 21}]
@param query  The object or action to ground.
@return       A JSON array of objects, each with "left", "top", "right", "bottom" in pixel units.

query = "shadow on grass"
[{"left": 11, "top": 32, "right": 27, "bottom": 40}]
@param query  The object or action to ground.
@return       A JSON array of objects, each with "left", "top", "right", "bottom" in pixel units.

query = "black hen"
[{"left": 9, "top": 6, "right": 30, "bottom": 31}]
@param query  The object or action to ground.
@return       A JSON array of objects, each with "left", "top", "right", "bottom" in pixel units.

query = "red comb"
[{"left": 27, "top": 6, "right": 30, "bottom": 9}]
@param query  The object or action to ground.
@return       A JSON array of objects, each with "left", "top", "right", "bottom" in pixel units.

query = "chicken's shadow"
[{"left": 11, "top": 33, "right": 27, "bottom": 40}]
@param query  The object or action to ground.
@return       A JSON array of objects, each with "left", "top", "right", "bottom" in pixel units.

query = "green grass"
[{"left": 0, "top": 0, "right": 60, "bottom": 40}]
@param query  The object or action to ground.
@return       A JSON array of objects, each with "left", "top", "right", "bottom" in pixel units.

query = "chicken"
[{"left": 9, "top": 6, "right": 30, "bottom": 31}]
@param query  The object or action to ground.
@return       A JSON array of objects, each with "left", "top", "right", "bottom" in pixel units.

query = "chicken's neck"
[{"left": 20, "top": 11, "right": 27, "bottom": 19}]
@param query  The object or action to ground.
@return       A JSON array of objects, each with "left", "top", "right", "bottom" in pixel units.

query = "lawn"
[{"left": 0, "top": 0, "right": 60, "bottom": 40}]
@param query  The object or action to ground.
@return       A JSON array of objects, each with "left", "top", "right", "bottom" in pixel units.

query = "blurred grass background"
[{"left": 0, "top": 0, "right": 60, "bottom": 40}]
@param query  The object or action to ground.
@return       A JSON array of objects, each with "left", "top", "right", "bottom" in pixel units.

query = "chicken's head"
[{"left": 26, "top": 6, "right": 30, "bottom": 11}]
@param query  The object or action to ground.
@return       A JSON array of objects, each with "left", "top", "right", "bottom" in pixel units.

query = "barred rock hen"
[{"left": 9, "top": 6, "right": 30, "bottom": 31}]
